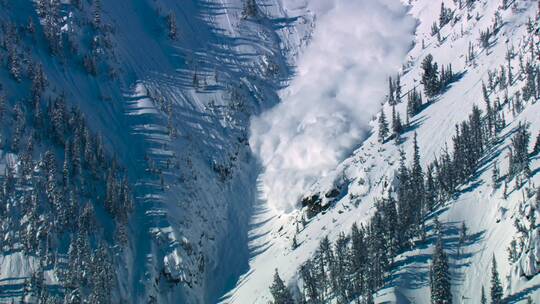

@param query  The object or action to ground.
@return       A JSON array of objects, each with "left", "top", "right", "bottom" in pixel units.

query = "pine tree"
[
  {"left": 430, "top": 235, "right": 452, "bottom": 304},
  {"left": 391, "top": 105, "right": 403, "bottom": 136},
  {"left": 533, "top": 131, "right": 540, "bottom": 156},
  {"left": 482, "top": 82, "right": 495, "bottom": 136},
  {"left": 378, "top": 110, "right": 389, "bottom": 143},
  {"left": 166, "top": 13, "right": 177, "bottom": 40},
  {"left": 89, "top": 244, "right": 114, "bottom": 303},
  {"left": 350, "top": 223, "right": 367, "bottom": 298},
  {"left": 396, "top": 149, "right": 411, "bottom": 241},
  {"left": 480, "top": 286, "right": 487, "bottom": 304},
  {"left": 242, "top": 0, "right": 258, "bottom": 18},
  {"left": 480, "top": 28, "right": 491, "bottom": 49},
  {"left": 508, "top": 122, "right": 531, "bottom": 179},
  {"left": 299, "top": 261, "right": 320, "bottom": 304},
  {"left": 395, "top": 75, "right": 402, "bottom": 103},
  {"left": 421, "top": 54, "right": 440, "bottom": 98},
  {"left": 439, "top": 2, "right": 451, "bottom": 27},
  {"left": 536, "top": 187, "right": 540, "bottom": 206},
  {"left": 491, "top": 160, "right": 500, "bottom": 189},
  {"left": 411, "top": 133, "right": 425, "bottom": 229},
  {"left": 0, "top": 93, "right": 5, "bottom": 121},
  {"left": 425, "top": 165, "right": 437, "bottom": 211},
  {"left": 407, "top": 87, "right": 423, "bottom": 119},
  {"left": 333, "top": 232, "right": 351, "bottom": 303},
  {"left": 43, "top": 0, "right": 62, "bottom": 53},
  {"left": 388, "top": 76, "right": 395, "bottom": 105},
  {"left": 93, "top": 0, "right": 102, "bottom": 29},
  {"left": 270, "top": 269, "right": 295, "bottom": 304},
  {"left": 63, "top": 140, "right": 71, "bottom": 188},
  {"left": 490, "top": 255, "right": 503, "bottom": 304},
  {"left": 522, "top": 61, "right": 537, "bottom": 101},
  {"left": 292, "top": 235, "right": 298, "bottom": 250},
  {"left": 31, "top": 64, "right": 46, "bottom": 102},
  {"left": 8, "top": 49, "right": 22, "bottom": 82},
  {"left": 458, "top": 222, "right": 467, "bottom": 257}
]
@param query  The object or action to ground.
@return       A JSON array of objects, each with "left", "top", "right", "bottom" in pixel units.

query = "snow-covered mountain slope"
[
  {"left": 1, "top": 0, "right": 539, "bottom": 303},
  {"left": 227, "top": 0, "right": 540, "bottom": 303},
  {"left": 0, "top": 0, "right": 312, "bottom": 303}
]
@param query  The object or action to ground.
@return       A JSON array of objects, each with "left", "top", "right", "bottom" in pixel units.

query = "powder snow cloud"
[{"left": 250, "top": 0, "right": 416, "bottom": 212}]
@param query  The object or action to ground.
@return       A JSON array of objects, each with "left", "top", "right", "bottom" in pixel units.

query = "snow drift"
[{"left": 249, "top": 0, "right": 416, "bottom": 212}]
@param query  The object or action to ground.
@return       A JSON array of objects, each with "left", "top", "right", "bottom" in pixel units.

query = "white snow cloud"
[{"left": 249, "top": 0, "right": 416, "bottom": 212}]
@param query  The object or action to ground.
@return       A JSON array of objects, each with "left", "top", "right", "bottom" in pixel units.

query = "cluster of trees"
[
  {"left": 273, "top": 101, "right": 533, "bottom": 303},
  {"left": 439, "top": 2, "right": 454, "bottom": 28},
  {"left": 276, "top": 72, "right": 538, "bottom": 303},
  {"left": 2, "top": 0, "right": 116, "bottom": 79},
  {"left": 0, "top": 7, "right": 135, "bottom": 301},
  {"left": 522, "top": 60, "right": 539, "bottom": 102},
  {"left": 420, "top": 54, "right": 455, "bottom": 99},
  {"left": 273, "top": 1, "right": 540, "bottom": 303},
  {"left": 37, "top": 0, "right": 63, "bottom": 54},
  {"left": 507, "top": 186, "right": 540, "bottom": 266},
  {"left": 0, "top": 91, "right": 133, "bottom": 302},
  {"left": 378, "top": 54, "right": 455, "bottom": 143},
  {"left": 0, "top": 80, "right": 134, "bottom": 301},
  {"left": 406, "top": 87, "right": 423, "bottom": 120},
  {"left": 35, "top": 0, "right": 116, "bottom": 77},
  {"left": 507, "top": 122, "right": 532, "bottom": 185}
]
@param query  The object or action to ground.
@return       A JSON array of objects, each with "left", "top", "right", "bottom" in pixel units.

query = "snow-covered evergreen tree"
[
  {"left": 270, "top": 269, "right": 295, "bottom": 304},
  {"left": 378, "top": 110, "right": 389, "bottom": 143},
  {"left": 242, "top": 0, "right": 258, "bottom": 19},
  {"left": 490, "top": 255, "right": 503, "bottom": 304},
  {"left": 421, "top": 54, "right": 440, "bottom": 98},
  {"left": 430, "top": 233, "right": 451, "bottom": 304}
]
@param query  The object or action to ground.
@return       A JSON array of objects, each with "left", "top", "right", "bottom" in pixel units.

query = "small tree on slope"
[
  {"left": 378, "top": 110, "right": 389, "bottom": 143},
  {"left": 430, "top": 235, "right": 452, "bottom": 304},
  {"left": 533, "top": 131, "right": 540, "bottom": 155},
  {"left": 490, "top": 255, "right": 503, "bottom": 304}
]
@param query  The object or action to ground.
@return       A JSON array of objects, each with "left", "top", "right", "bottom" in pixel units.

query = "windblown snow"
[{"left": 249, "top": 0, "right": 416, "bottom": 212}]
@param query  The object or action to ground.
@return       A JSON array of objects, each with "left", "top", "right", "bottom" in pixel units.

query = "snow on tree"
[
  {"left": 8, "top": 49, "right": 22, "bottom": 82},
  {"left": 378, "top": 110, "right": 389, "bottom": 143},
  {"left": 522, "top": 61, "right": 537, "bottom": 101},
  {"left": 167, "top": 13, "right": 178, "bottom": 40},
  {"left": 391, "top": 105, "right": 403, "bottom": 136},
  {"left": 93, "top": 0, "right": 102, "bottom": 29},
  {"left": 508, "top": 122, "right": 531, "bottom": 179},
  {"left": 421, "top": 54, "right": 440, "bottom": 98},
  {"left": 439, "top": 2, "right": 453, "bottom": 28},
  {"left": 270, "top": 269, "right": 295, "bottom": 304},
  {"left": 430, "top": 234, "right": 452, "bottom": 304},
  {"left": 490, "top": 255, "right": 503, "bottom": 304},
  {"left": 242, "top": 0, "right": 259, "bottom": 19},
  {"left": 407, "top": 87, "right": 423, "bottom": 119}
]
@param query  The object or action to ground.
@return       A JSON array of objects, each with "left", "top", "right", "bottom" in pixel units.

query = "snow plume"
[{"left": 249, "top": 0, "right": 416, "bottom": 212}]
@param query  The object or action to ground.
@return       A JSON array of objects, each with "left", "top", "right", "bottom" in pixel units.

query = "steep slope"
[
  {"left": 227, "top": 0, "right": 540, "bottom": 303},
  {"left": 0, "top": 0, "right": 311, "bottom": 303}
]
